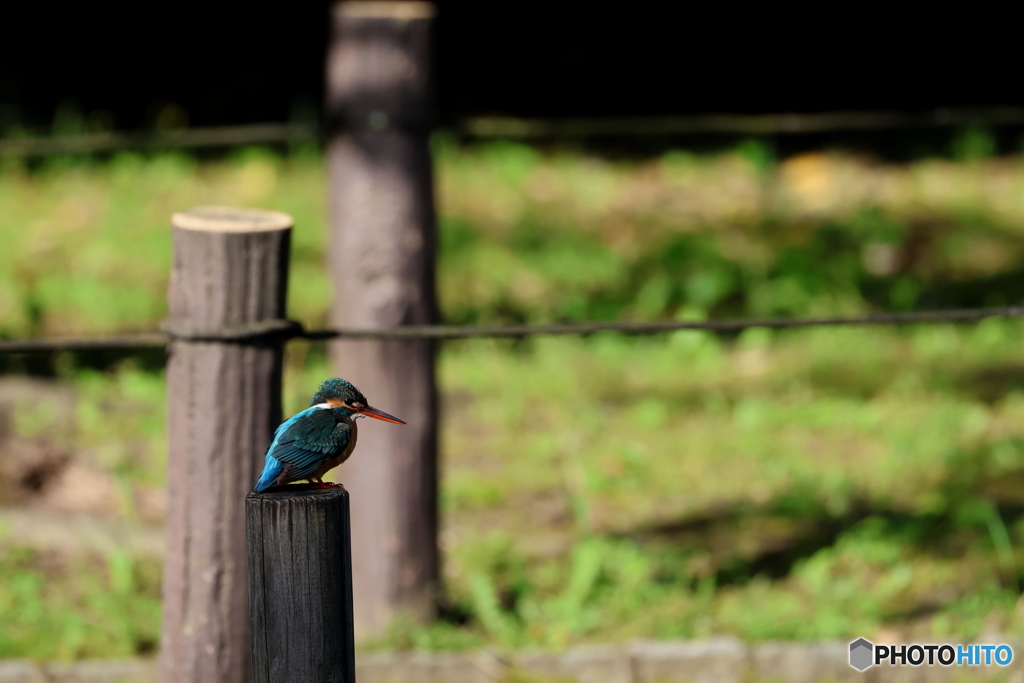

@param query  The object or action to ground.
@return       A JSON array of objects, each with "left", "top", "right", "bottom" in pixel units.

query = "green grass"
[
  {"left": 6, "top": 136, "right": 1024, "bottom": 339},
  {"left": 6, "top": 139, "right": 1024, "bottom": 657},
  {"left": 386, "top": 321, "right": 1024, "bottom": 648},
  {"left": 0, "top": 544, "right": 161, "bottom": 660}
]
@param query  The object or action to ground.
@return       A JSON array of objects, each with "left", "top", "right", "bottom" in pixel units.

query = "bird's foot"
[{"left": 311, "top": 482, "right": 342, "bottom": 489}]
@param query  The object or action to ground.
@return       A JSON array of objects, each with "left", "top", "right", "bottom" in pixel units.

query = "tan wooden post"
[
  {"left": 325, "top": 1, "right": 440, "bottom": 638},
  {"left": 159, "top": 206, "right": 292, "bottom": 683}
]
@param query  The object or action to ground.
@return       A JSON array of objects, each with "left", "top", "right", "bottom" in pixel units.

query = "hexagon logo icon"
[{"left": 849, "top": 638, "right": 874, "bottom": 671}]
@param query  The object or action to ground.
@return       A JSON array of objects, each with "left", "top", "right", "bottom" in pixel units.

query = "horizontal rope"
[
  {"left": 0, "top": 333, "right": 168, "bottom": 353},
  {"left": 2, "top": 306, "right": 1022, "bottom": 353},
  {"left": 159, "top": 318, "right": 304, "bottom": 342},
  {"left": 463, "top": 108, "right": 1024, "bottom": 138},
  {"left": 4, "top": 107, "right": 1024, "bottom": 157},
  {"left": 0, "top": 123, "right": 317, "bottom": 157}
]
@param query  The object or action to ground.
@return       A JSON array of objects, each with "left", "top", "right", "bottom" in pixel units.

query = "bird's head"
[{"left": 310, "top": 377, "right": 406, "bottom": 424}]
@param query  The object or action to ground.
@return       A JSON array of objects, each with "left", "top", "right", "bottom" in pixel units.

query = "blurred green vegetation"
[
  {"left": 6, "top": 130, "right": 1024, "bottom": 340},
  {"left": 6, "top": 133, "right": 1024, "bottom": 657},
  {"left": 0, "top": 544, "right": 161, "bottom": 659},
  {"left": 368, "top": 320, "right": 1024, "bottom": 650}
]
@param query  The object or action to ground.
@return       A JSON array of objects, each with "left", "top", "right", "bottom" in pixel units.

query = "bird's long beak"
[{"left": 357, "top": 405, "right": 406, "bottom": 424}]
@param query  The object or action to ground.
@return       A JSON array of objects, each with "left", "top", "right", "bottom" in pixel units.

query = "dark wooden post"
[
  {"left": 246, "top": 486, "right": 356, "bottom": 683},
  {"left": 160, "top": 206, "right": 293, "bottom": 683},
  {"left": 325, "top": 1, "right": 440, "bottom": 638}
]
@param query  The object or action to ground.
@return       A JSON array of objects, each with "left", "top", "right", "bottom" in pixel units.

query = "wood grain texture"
[
  {"left": 325, "top": 2, "right": 440, "bottom": 638},
  {"left": 247, "top": 487, "right": 356, "bottom": 683},
  {"left": 159, "top": 207, "right": 292, "bottom": 683}
]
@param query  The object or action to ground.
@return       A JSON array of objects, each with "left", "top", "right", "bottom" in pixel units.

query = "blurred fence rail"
[
  {"left": 4, "top": 107, "right": 1024, "bottom": 157},
  {"left": 2, "top": 306, "right": 1022, "bottom": 354},
  {"left": 463, "top": 107, "right": 1024, "bottom": 138},
  {"left": 0, "top": 123, "right": 317, "bottom": 156}
]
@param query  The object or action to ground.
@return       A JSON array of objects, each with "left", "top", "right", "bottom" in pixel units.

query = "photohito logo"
[{"left": 849, "top": 638, "right": 1013, "bottom": 671}]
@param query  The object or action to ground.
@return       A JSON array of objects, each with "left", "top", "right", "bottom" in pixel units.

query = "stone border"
[
  {"left": 0, "top": 658, "right": 157, "bottom": 683},
  {"left": 3, "top": 639, "right": 1021, "bottom": 683}
]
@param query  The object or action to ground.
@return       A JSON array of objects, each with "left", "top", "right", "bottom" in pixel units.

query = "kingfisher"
[{"left": 253, "top": 377, "right": 405, "bottom": 492}]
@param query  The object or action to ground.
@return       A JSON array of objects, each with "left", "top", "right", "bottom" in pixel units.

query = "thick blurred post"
[
  {"left": 325, "top": 0, "right": 440, "bottom": 638},
  {"left": 160, "top": 206, "right": 293, "bottom": 683},
  {"left": 246, "top": 486, "right": 356, "bottom": 683}
]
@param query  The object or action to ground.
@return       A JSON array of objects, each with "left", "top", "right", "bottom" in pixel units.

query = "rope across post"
[{"left": 159, "top": 206, "right": 293, "bottom": 683}]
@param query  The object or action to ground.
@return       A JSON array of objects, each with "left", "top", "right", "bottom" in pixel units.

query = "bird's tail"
[{"left": 253, "top": 456, "right": 285, "bottom": 492}]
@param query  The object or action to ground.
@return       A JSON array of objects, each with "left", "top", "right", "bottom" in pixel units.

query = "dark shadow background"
[{"left": 0, "top": 2, "right": 1017, "bottom": 134}]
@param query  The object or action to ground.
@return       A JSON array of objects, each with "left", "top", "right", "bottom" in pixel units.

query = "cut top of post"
[
  {"left": 172, "top": 206, "right": 293, "bottom": 233},
  {"left": 336, "top": 1, "right": 436, "bottom": 20},
  {"left": 247, "top": 483, "right": 350, "bottom": 503}
]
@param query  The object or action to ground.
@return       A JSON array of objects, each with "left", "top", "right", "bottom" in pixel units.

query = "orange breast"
[{"left": 312, "top": 417, "right": 358, "bottom": 480}]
